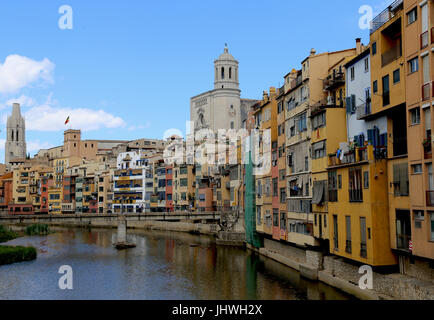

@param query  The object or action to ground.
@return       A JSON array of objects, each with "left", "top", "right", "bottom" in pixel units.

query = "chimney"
[
  {"left": 269, "top": 87, "right": 276, "bottom": 98},
  {"left": 356, "top": 38, "right": 362, "bottom": 55},
  {"left": 263, "top": 91, "right": 269, "bottom": 102},
  {"left": 310, "top": 48, "right": 316, "bottom": 56}
]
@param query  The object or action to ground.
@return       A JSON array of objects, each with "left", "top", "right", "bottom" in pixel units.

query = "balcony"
[
  {"left": 311, "top": 97, "right": 343, "bottom": 116},
  {"left": 421, "top": 31, "right": 429, "bottom": 49},
  {"left": 356, "top": 102, "right": 371, "bottom": 120},
  {"left": 370, "top": 0, "right": 403, "bottom": 34},
  {"left": 427, "top": 191, "right": 434, "bottom": 207},
  {"left": 323, "top": 71, "right": 345, "bottom": 91},
  {"left": 381, "top": 44, "right": 402, "bottom": 67},
  {"left": 422, "top": 82, "right": 432, "bottom": 101}
]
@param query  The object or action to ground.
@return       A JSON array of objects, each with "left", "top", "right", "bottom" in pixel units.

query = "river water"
[{"left": 0, "top": 227, "right": 354, "bottom": 300}]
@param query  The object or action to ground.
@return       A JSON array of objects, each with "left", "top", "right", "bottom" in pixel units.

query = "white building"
[
  {"left": 113, "top": 151, "right": 153, "bottom": 213},
  {"left": 190, "top": 45, "right": 257, "bottom": 133},
  {"left": 345, "top": 47, "right": 387, "bottom": 149}
]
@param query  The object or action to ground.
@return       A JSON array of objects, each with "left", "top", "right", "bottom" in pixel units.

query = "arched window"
[
  {"left": 16, "top": 130, "right": 18, "bottom": 141},
  {"left": 229, "top": 67, "right": 232, "bottom": 79},
  {"left": 11, "top": 130, "right": 14, "bottom": 141},
  {"left": 221, "top": 67, "right": 225, "bottom": 79}
]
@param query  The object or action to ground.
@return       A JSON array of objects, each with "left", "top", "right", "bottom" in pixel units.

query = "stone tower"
[
  {"left": 5, "top": 103, "right": 26, "bottom": 167},
  {"left": 214, "top": 44, "right": 239, "bottom": 90}
]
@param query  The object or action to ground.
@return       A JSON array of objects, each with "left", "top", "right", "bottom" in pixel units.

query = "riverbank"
[{"left": 0, "top": 225, "right": 37, "bottom": 266}]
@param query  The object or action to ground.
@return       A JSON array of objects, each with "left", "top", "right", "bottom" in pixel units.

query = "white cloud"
[
  {"left": 0, "top": 139, "right": 5, "bottom": 151},
  {"left": 24, "top": 104, "right": 126, "bottom": 132},
  {"left": 0, "top": 55, "right": 55, "bottom": 94},
  {"left": 0, "top": 95, "right": 35, "bottom": 110}
]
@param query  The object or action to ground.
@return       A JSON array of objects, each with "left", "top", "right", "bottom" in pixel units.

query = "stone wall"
[
  {"left": 322, "top": 256, "right": 434, "bottom": 300},
  {"left": 263, "top": 238, "right": 306, "bottom": 264}
]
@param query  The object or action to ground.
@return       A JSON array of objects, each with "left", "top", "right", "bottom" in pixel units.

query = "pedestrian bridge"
[{"left": 0, "top": 212, "right": 222, "bottom": 225}]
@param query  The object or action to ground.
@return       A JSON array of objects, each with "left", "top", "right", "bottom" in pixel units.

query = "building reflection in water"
[{"left": 0, "top": 228, "right": 354, "bottom": 300}]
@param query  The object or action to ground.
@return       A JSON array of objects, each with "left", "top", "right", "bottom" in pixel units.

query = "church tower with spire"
[{"left": 5, "top": 103, "right": 27, "bottom": 168}]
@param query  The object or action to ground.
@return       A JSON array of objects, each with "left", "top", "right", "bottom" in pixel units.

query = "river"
[{"left": 0, "top": 227, "right": 354, "bottom": 300}]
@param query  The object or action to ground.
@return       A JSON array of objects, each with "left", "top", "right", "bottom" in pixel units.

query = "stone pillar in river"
[{"left": 117, "top": 216, "right": 127, "bottom": 244}]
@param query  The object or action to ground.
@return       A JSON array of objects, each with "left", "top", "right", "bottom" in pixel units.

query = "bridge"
[{"left": 0, "top": 212, "right": 222, "bottom": 225}]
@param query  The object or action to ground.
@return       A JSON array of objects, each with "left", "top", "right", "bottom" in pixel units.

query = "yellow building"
[
  {"left": 370, "top": 1, "right": 411, "bottom": 266},
  {"left": 253, "top": 88, "right": 278, "bottom": 237},
  {"left": 306, "top": 46, "right": 359, "bottom": 246}
]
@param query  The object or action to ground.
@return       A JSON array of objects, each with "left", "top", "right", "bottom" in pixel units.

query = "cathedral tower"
[{"left": 5, "top": 103, "right": 26, "bottom": 167}]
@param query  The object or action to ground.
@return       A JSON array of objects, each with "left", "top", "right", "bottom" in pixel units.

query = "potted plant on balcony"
[{"left": 422, "top": 138, "right": 431, "bottom": 148}]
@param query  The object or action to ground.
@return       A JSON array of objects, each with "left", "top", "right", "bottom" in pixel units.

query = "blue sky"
[{"left": 0, "top": 0, "right": 390, "bottom": 160}]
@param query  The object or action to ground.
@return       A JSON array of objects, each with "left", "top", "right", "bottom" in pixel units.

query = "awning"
[{"left": 312, "top": 181, "right": 324, "bottom": 205}]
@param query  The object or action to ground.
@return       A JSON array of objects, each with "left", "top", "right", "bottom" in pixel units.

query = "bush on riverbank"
[
  {"left": 25, "top": 224, "right": 50, "bottom": 236},
  {"left": 0, "top": 245, "right": 37, "bottom": 265},
  {"left": 0, "top": 225, "right": 19, "bottom": 243}
]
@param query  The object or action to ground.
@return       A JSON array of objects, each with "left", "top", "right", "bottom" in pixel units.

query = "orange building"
[{"left": 404, "top": 0, "right": 434, "bottom": 267}]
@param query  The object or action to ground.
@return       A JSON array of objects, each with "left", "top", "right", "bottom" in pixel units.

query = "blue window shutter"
[{"left": 346, "top": 97, "right": 351, "bottom": 113}]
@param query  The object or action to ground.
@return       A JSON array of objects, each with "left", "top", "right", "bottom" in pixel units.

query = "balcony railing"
[
  {"left": 370, "top": 0, "right": 403, "bottom": 34},
  {"left": 426, "top": 190, "right": 434, "bottom": 207},
  {"left": 381, "top": 44, "right": 402, "bottom": 67},
  {"left": 349, "top": 189, "right": 363, "bottom": 202},
  {"left": 323, "top": 72, "right": 345, "bottom": 91},
  {"left": 421, "top": 31, "right": 429, "bottom": 49},
  {"left": 422, "top": 82, "right": 431, "bottom": 101},
  {"left": 356, "top": 102, "right": 372, "bottom": 120}
]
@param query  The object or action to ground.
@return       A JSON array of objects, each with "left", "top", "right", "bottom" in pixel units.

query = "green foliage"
[
  {"left": 0, "top": 225, "right": 19, "bottom": 243},
  {"left": 0, "top": 245, "right": 37, "bottom": 265},
  {"left": 25, "top": 224, "right": 50, "bottom": 236}
]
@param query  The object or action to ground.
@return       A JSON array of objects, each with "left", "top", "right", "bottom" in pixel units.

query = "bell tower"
[
  {"left": 5, "top": 103, "right": 26, "bottom": 168},
  {"left": 214, "top": 44, "right": 239, "bottom": 90}
]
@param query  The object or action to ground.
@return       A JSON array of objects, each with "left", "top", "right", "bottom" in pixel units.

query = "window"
[
  {"left": 312, "top": 112, "right": 326, "bottom": 130},
  {"left": 364, "top": 58, "right": 369, "bottom": 72},
  {"left": 349, "top": 167, "right": 363, "bottom": 202},
  {"left": 431, "top": 212, "right": 434, "bottom": 241},
  {"left": 363, "top": 171, "right": 369, "bottom": 189},
  {"left": 333, "top": 215, "right": 338, "bottom": 250},
  {"left": 393, "top": 163, "right": 409, "bottom": 196},
  {"left": 410, "top": 107, "right": 421, "bottom": 125},
  {"left": 297, "top": 113, "right": 307, "bottom": 132},
  {"left": 328, "top": 171, "right": 338, "bottom": 202},
  {"left": 350, "top": 67, "right": 355, "bottom": 81},
  {"left": 411, "top": 164, "right": 422, "bottom": 174},
  {"left": 312, "top": 141, "right": 326, "bottom": 159},
  {"left": 393, "top": 69, "right": 400, "bottom": 84},
  {"left": 273, "top": 209, "right": 279, "bottom": 227},
  {"left": 280, "top": 188, "right": 286, "bottom": 203},
  {"left": 257, "top": 206, "right": 261, "bottom": 225},
  {"left": 345, "top": 216, "right": 352, "bottom": 254},
  {"left": 373, "top": 80, "right": 378, "bottom": 93},
  {"left": 360, "top": 217, "right": 367, "bottom": 258},
  {"left": 382, "top": 75, "right": 390, "bottom": 106},
  {"left": 408, "top": 57, "right": 419, "bottom": 74},
  {"left": 407, "top": 7, "right": 417, "bottom": 25},
  {"left": 305, "top": 156, "right": 309, "bottom": 172},
  {"left": 338, "top": 175, "right": 342, "bottom": 189},
  {"left": 372, "top": 42, "right": 377, "bottom": 55},
  {"left": 272, "top": 178, "right": 278, "bottom": 197}
]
